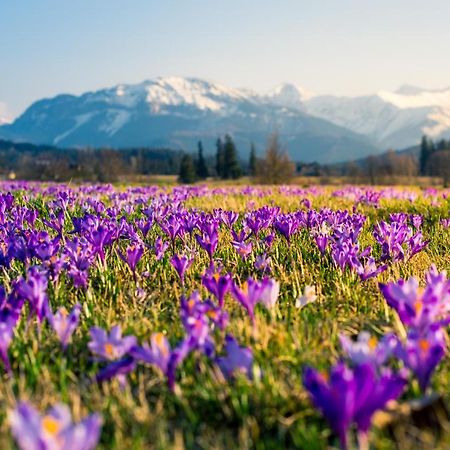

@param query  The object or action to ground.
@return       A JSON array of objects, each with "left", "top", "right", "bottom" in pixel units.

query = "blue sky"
[{"left": 2, "top": 0, "right": 450, "bottom": 118}]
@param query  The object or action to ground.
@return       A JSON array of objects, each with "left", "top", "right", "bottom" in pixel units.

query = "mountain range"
[{"left": 1, "top": 77, "right": 449, "bottom": 163}]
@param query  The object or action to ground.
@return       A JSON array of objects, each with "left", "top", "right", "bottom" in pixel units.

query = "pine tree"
[
  {"left": 215, "top": 138, "right": 224, "bottom": 178},
  {"left": 223, "top": 134, "right": 242, "bottom": 179},
  {"left": 437, "top": 139, "right": 448, "bottom": 151},
  {"left": 178, "top": 154, "right": 196, "bottom": 184},
  {"left": 419, "top": 135, "right": 430, "bottom": 176},
  {"left": 249, "top": 142, "right": 257, "bottom": 176},
  {"left": 196, "top": 141, "right": 208, "bottom": 179}
]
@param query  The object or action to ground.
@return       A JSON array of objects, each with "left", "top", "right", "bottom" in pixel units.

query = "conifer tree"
[
  {"left": 249, "top": 142, "right": 257, "bottom": 176},
  {"left": 196, "top": 141, "right": 208, "bottom": 179},
  {"left": 215, "top": 138, "right": 224, "bottom": 178},
  {"left": 178, "top": 154, "right": 196, "bottom": 184},
  {"left": 420, "top": 135, "right": 431, "bottom": 175},
  {"left": 223, "top": 134, "right": 242, "bottom": 179}
]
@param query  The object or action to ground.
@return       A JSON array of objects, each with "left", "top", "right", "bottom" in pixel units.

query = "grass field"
[{"left": 0, "top": 182, "right": 448, "bottom": 449}]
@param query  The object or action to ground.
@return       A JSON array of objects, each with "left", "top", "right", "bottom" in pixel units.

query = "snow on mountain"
[
  {"left": 0, "top": 77, "right": 378, "bottom": 163},
  {"left": 304, "top": 86, "right": 450, "bottom": 149},
  {"left": 266, "top": 83, "right": 314, "bottom": 109},
  {"left": 0, "top": 102, "right": 12, "bottom": 125}
]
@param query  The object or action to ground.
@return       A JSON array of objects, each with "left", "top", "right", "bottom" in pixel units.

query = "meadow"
[{"left": 0, "top": 181, "right": 448, "bottom": 450}]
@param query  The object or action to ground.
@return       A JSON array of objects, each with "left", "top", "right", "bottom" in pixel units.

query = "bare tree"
[{"left": 254, "top": 133, "right": 295, "bottom": 184}]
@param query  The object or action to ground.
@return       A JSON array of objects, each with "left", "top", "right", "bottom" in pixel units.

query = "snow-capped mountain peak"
[
  {"left": 93, "top": 77, "right": 254, "bottom": 113},
  {"left": 0, "top": 102, "right": 12, "bottom": 125},
  {"left": 266, "top": 82, "right": 314, "bottom": 109},
  {"left": 377, "top": 86, "right": 450, "bottom": 109}
]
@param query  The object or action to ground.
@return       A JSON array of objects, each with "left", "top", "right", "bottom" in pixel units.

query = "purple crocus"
[
  {"left": 304, "top": 362, "right": 407, "bottom": 449},
  {"left": 196, "top": 230, "right": 218, "bottom": 260},
  {"left": 153, "top": 236, "right": 169, "bottom": 260},
  {"left": 216, "top": 335, "right": 253, "bottom": 380},
  {"left": 352, "top": 363, "right": 407, "bottom": 444},
  {"left": 303, "top": 363, "right": 355, "bottom": 449},
  {"left": 170, "top": 254, "right": 194, "bottom": 285},
  {"left": 9, "top": 401, "right": 102, "bottom": 450},
  {"left": 48, "top": 304, "right": 81, "bottom": 350},
  {"left": 395, "top": 327, "right": 446, "bottom": 392},
  {"left": 357, "top": 257, "right": 387, "bottom": 281},
  {"left": 254, "top": 253, "right": 272, "bottom": 273},
  {"left": 131, "top": 332, "right": 192, "bottom": 390},
  {"left": 202, "top": 272, "right": 232, "bottom": 308},
  {"left": 315, "top": 235, "right": 328, "bottom": 254},
  {"left": 88, "top": 325, "right": 137, "bottom": 361},
  {"left": 231, "top": 240, "right": 253, "bottom": 259},
  {"left": 118, "top": 242, "right": 144, "bottom": 278},
  {"left": 379, "top": 265, "right": 450, "bottom": 331},
  {"left": 231, "top": 277, "right": 279, "bottom": 321},
  {"left": 339, "top": 331, "right": 398, "bottom": 367},
  {"left": 16, "top": 266, "right": 50, "bottom": 323}
]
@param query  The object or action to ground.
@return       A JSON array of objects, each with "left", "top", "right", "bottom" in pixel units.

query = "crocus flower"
[
  {"left": 339, "top": 331, "right": 398, "bottom": 367},
  {"left": 0, "top": 313, "right": 16, "bottom": 372},
  {"left": 196, "top": 230, "right": 218, "bottom": 260},
  {"left": 231, "top": 240, "right": 253, "bottom": 259},
  {"left": 170, "top": 254, "right": 194, "bottom": 285},
  {"left": 16, "top": 266, "right": 50, "bottom": 323},
  {"left": 304, "top": 362, "right": 407, "bottom": 449},
  {"left": 96, "top": 356, "right": 137, "bottom": 386},
  {"left": 153, "top": 236, "right": 169, "bottom": 260},
  {"left": 88, "top": 325, "right": 137, "bottom": 361},
  {"left": 315, "top": 235, "right": 328, "bottom": 254},
  {"left": 118, "top": 242, "right": 144, "bottom": 277},
  {"left": 131, "top": 332, "right": 192, "bottom": 390},
  {"left": 357, "top": 257, "right": 387, "bottom": 281},
  {"left": 379, "top": 265, "right": 450, "bottom": 331},
  {"left": 216, "top": 335, "right": 253, "bottom": 380},
  {"left": 254, "top": 253, "right": 272, "bottom": 273},
  {"left": 352, "top": 363, "right": 407, "bottom": 443},
  {"left": 48, "top": 304, "right": 81, "bottom": 350},
  {"left": 9, "top": 401, "right": 102, "bottom": 450},
  {"left": 303, "top": 363, "right": 355, "bottom": 449},
  {"left": 231, "top": 278, "right": 265, "bottom": 322},
  {"left": 295, "top": 285, "right": 317, "bottom": 309},
  {"left": 395, "top": 327, "right": 446, "bottom": 392},
  {"left": 258, "top": 278, "right": 280, "bottom": 310},
  {"left": 201, "top": 272, "right": 232, "bottom": 308}
]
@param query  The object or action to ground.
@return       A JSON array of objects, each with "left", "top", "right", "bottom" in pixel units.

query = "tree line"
[
  {"left": 0, "top": 140, "right": 183, "bottom": 182},
  {"left": 419, "top": 135, "right": 450, "bottom": 184},
  {"left": 178, "top": 133, "right": 295, "bottom": 184}
]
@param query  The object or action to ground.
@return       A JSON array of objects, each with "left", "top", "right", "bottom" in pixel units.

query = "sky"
[{"left": 2, "top": 0, "right": 450, "bottom": 119}]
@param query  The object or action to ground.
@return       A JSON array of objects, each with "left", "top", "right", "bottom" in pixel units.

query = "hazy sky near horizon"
[{"left": 2, "top": 0, "right": 450, "bottom": 118}]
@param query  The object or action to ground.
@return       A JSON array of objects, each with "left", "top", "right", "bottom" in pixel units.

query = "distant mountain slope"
[
  {"left": 0, "top": 77, "right": 378, "bottom": 164},
  {"left": 303, "top": 85, "right": 450, "bottom": 149}
]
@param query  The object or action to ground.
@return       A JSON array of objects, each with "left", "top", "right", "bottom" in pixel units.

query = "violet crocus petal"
[
  {"left": 303, "top": 363, "right": 355, "bottom": 450},
  {"left": 216, "top": 335, "right": 253, "bottom": 380},
  {"left": 96, "top": 356, "right": 136, "bottom": 383}
]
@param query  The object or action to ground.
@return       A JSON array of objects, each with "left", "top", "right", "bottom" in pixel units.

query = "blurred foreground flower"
[
  {"left": 295, "top": 285, "right": 317, "bottom": 309},
  {"left": 9, "top": 401, "right": 102, "bottom": 450}
]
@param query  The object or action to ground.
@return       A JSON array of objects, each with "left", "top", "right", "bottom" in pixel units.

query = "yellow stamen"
[
  {"left": 42, "top": 416, "right": 60, "bottom": 435},
  {"left": 368, "top": 336, "right": 378, "bottom": 350},
  {"left": 104, "top": 342, "right": 115, "bottom": 357},
  {"left": 414, "top": 301, "right": 423, "bottom": 315},
  {"left": 419, "top": 339, "right": 430, "bottom": 352}
]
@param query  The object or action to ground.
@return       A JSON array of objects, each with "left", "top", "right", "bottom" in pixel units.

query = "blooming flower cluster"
[{"left": 0, "top": 181, "right": 446, "bottom": 449}]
